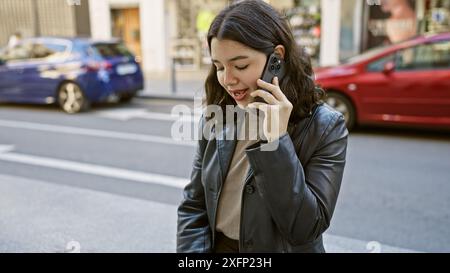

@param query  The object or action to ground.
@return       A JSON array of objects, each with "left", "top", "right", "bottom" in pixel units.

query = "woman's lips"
[{"left": 229, "top": 88, "right": 249, "bottom": 101}]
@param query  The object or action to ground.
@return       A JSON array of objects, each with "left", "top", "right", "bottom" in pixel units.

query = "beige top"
[{"left": 215, "top": 108, "right": 261, "bottom": 240}]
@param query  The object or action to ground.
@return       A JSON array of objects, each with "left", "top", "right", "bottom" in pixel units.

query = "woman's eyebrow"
[{"left": 212, "top": 55, "right": 249, "bottom": 64}]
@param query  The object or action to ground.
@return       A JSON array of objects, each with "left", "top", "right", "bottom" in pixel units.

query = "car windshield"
[
  {"left": 91, "top": 43, "right": 133, "bottom": 58},
  {"left": 341, "top": 44, "right": 392, "bottom": 64}
]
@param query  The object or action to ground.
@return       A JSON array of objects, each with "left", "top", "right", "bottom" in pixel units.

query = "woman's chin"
[
  {"left": 236, "top": 102, "right": 247, "bottom": 109},
  {"left": 235, "top": 97, "right": 254, "bottom": 109}
]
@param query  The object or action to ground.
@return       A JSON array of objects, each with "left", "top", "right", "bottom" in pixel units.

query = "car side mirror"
[
  {"left": 382, "top": 61, "right": 395, "bottom": 75},
  {"left": 0, "top": 58, "right": 5, "bottom": 66}
]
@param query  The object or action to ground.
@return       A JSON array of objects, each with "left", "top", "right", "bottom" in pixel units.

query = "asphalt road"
[{"left": 0, "top": 98, "right": 449, "bottom": 253}]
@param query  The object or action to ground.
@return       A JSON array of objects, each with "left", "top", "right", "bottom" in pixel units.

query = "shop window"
[
  {"left": 171, "top": 39, "right": 200, "bottom": 70},
  {"left": 284, "top": 1, "right": 321, "bottom": 66},
  {"left": 425, "top": 0, "right": 450, "bottom": 33},
  {"left": 364, "top": 0, "right": 418, "bottom": 51},
  {"left": 339, "top": 0, "right": 362, "bottom": 61}
]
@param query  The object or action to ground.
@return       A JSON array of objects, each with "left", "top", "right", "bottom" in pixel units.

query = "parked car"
[
  {"left": 315, "top": 32, "right": 450, "bottom": 131},
  {"left": 0, "top": 37, "right": 144, "bottom": 113}
]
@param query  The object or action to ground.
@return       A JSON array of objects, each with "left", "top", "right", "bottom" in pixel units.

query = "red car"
[{"left": 315, "top": 32, "right": 450, "bottom": 131}]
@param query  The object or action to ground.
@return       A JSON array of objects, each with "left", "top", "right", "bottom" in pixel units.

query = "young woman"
[{"left": 177, "top": 0, "right": 348, "bottom": 253}]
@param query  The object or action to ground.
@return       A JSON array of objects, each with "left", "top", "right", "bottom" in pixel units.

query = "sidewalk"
[
  {"left": 138, "top": 69, "right": 208, "bottom": 101},
  {"left": 0, "top": 173, "right": 421, "bottom": 253}
]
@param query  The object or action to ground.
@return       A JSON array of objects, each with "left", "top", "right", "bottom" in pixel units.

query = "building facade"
[
  {"left": 2, "top": 0, "right": 447, "bottom": 74},
  {"left": 0, "top": 0, "right": 91, "bottom": 46},
  {"left": 325, "top": 0, "right": 450, "bottom": 66},
  {"left": 87, "top": 0, "right": 309, "bottom": 75}
]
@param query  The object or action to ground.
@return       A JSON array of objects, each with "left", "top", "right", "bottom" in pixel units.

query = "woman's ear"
[{"left": 274, "top": 45, "right": 285, "bottom": 60}]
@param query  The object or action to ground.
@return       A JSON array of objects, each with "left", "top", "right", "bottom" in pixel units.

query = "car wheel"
[
  {"left": 57, "top": 82, "right": 90, "bottom": 114},
  {"left": 326, "top": 91, "right": 356, "bottom": 131}
]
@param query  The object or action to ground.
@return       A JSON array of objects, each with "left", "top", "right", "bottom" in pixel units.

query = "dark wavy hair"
[{"left": 205, "top": 0, "right": 325, "bottom": 126}]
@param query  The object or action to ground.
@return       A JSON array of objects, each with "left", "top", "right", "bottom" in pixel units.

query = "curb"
[
  {"left": 137, "top": 94, "right": 195, "bottom": 101},
  {"left": 136, "top": 89, "right": 197, "bottom": 101}
]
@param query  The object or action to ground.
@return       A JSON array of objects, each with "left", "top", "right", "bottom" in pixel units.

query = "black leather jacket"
[{"left": 177, "top": 103, "right": 348, "bottom": 253}]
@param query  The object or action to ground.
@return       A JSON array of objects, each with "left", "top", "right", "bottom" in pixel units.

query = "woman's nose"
[{"left": 223, "top": 69, "right": 238, "bottom": 86}]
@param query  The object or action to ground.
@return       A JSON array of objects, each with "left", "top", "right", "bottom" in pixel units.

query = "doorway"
[{"left": 111, "top": 7, "right": 142, "bottom": 60}]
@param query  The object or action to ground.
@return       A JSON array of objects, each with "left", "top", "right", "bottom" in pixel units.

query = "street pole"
[{"left": 171, "top": 58, "right": 177, "bottom": 94}]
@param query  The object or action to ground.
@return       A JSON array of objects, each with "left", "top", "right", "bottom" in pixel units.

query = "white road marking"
[
  {"left": 0, "top": 119, "right": 196, "bottom": 147},
  {"left": 0, "top": 145, "right": 189, "bottom": 189},
  {"left": 95, "top": 108, "right": 202, "bottom": 122},
  {"left": 0, "top": 145, "right": 15, "bottom": 154}
]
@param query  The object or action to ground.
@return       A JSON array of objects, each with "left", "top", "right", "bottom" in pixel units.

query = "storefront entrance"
[{"left": 111, "top": 7, "right": 142, "bottom": 60}]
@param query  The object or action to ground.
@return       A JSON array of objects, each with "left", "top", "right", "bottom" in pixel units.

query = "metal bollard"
[{"left": 171, "top": 58, "right": 177, "bottom": 94}]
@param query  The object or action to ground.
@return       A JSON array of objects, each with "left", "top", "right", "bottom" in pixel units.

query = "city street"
[{"left": 0, "top": 98, "right": 449, "bottom": 253}]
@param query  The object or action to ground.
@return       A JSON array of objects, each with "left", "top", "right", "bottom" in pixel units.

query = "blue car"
[{"left": 0, "top": 37, "right": 144, "bottom": 113}]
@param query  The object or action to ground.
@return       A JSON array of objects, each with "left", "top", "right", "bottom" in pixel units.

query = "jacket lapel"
[{"left": 216, "top": 121, "right": 237, "bottom": 188}]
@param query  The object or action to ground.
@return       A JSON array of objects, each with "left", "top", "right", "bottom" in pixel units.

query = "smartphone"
[{"left": 255, "top": 52, "right": 286, "bottom": 103}]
